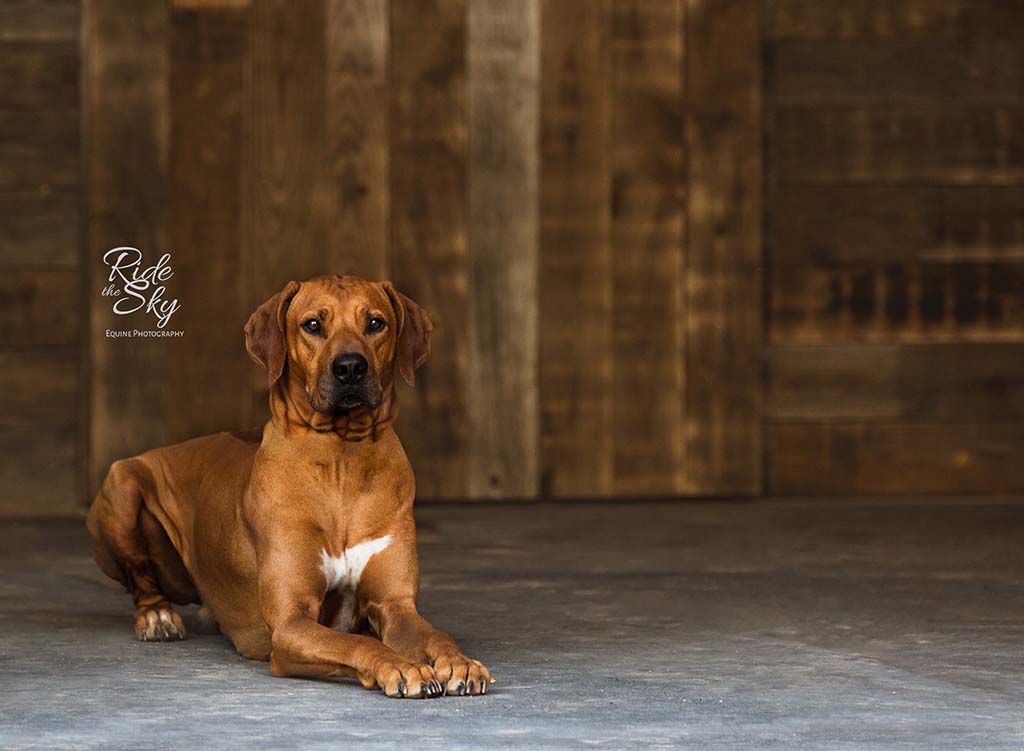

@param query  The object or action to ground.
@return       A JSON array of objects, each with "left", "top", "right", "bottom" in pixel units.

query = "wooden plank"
[
  {"left": 769, "top": 343, "right": 1024, "bottom": 421},
  {"left": 683, "top": 0, "right": 763, "bottom": 495},
  {"left": 324, "top": 0, "right": 389, "bottom": 280},
  {"left": 539, "top": 0, "right": 613, "bottom": 497},
  {"left": 770, "top": 106, "right": 1024, "bottom": 185},
  {"left": 0, "top": 108, "right": 78, "bottom": 190},
  {"left": 84, "top": 0, "right": 171, "bottom": 494},
  {"left": 0, "top": 191, "right": 78, "bottom": 267},
  {"left": 770, "top": 261, "right": 1024, "bottom": 343},
  {"left": 0, "top": 0, "right": 79, "bottom": 42},
  {"left": 770, "top": 186, "right": 1024, "bottom": 267},
  {"left": 389, "top": 0, "right": 469, "bottom": 500},
  {"left": 0, "top": 269, "right": 78, "bottom": 349},
  {"left": 244, "top": 0, "right": 330, "bottom": 424},
  {"left": 609, "top": 0, "right": 685, "bottom": 495},
  {"left": 0, "top": 422, "right": 77, "bottom": 515},
  {"left": 0, "top": 41, "right": 78, "bottom": 108},
  {"left": 770, "top": 40, "right": 1024, "bottom": 106},
  {"left": 466, "top": 0, "right": 539, "bottom": 498},
  {"left": 0, "top": 350, "right": 77, "bottom": 427},
  {"left": 767, "top": 422, "right": 1024, "bottom": 495},
  {"left": 766, "top": 0, "right": 1024, "bottom": 41},
  {"left": 167, "top": 6, "right": 249, "bottom": 441}
]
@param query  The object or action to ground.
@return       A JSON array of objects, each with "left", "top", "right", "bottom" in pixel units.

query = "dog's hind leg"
[{"left": 87, "top": 458, "right": 198, "bottom": 641}]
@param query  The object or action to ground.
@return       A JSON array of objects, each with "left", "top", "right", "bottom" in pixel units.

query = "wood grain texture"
[
  {"left": 0, "top": 108, "right": 78, "bottom": 190},
  {"left": 0, "top": 191, "right": 77, "bottom": 267},
  {"left": 768, "top": 422, "right": 1024, "bottom": 496},
  {"left": 771, "top": 261, "right": 1024, "bottom": 343},
  {"left": 0, "top": 0, "right": 79, "bottom": 42},
  {"left": 767, "top": 0, "right": 1024, "bottom": 41},
  {"left": 244, "top": 0, "right": 331, "bottom": 424},
  {"left": 0, "top": 40, "right": 78, "bottom": 108},
  {"left": 0, "top": 270, "right": 78, "bottom": 349},
  {"left": 84, "top": 0, "right": 172, "bottom": 495},
  {"left": 769, "top": 40, "right": 1024, "bottom": 106},
  {"left": 683, "top": 0, "right": 763, "bottom": 495},
  {"left": 467, "top": 0, "right": 539, "bottom": 498},
  {"left": 389, "top": 0, "right": 469, "bottom": 499},
  {"left": 610, "top": 0, "right": 685, "bottom": 495},
  {"left": 769, "top": 343, "right": 1024, "bottom": 421},
  {"left": 539, "top": 0, "right": 613, "bottom": 497},
  {"left": 770, "top": 186, "right": 1024, "bottom": 267},
  {"left": 325, "top": 0, "right": 390, "bottom": 280},
  {"left": 168, "top": 6, "right": 249, "bottom": 440},
  {"left": 771, "top": 107, "right": 1024, "bottom": 185}
]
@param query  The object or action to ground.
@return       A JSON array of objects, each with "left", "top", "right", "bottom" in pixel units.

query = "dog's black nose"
[{"left": 331, "top": 354, "right": 368, "bottom": 385}]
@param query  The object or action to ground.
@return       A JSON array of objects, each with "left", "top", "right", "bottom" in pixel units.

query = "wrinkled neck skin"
[{"left": 268, "top": 370, "right": 398, "bottom": 443}]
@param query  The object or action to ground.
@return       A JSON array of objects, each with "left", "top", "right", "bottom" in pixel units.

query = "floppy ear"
[
  {"left": 382, "top": 282, "right": 433, "bottom": 386},
  {"left": 244, "top": 280, "right": 301, "bottom": 388}
]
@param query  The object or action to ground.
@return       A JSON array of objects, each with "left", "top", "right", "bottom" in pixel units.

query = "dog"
[{"left": 87, "top": 275, "right": 493, "bottom": 698}]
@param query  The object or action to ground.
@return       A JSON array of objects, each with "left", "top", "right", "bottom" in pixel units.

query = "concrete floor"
[{"left": 1, "top": 500, "right": 1022, "bottom": 750}]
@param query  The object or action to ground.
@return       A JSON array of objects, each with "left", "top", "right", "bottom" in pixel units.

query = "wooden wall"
[
  {"left": 764, "top": 0, "right": 1024, "bottom": 494},
  {"left": 82, "top": 0, "right": 763, "bottom": 502},
  {"left": 0, "top": 0, "right": 81, "bottom": 514},
  {"left": 3, "top": 0, "right": 1022, "bottom": 513}
]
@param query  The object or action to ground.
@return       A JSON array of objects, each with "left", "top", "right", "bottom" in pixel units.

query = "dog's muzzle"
[{"left": 325, "top": 354, "right": 375, "bottom": 411}]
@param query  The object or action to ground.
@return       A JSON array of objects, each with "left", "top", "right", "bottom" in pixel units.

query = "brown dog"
[{"left": 87, "top": 275, "right": 493, "bottom": 698}]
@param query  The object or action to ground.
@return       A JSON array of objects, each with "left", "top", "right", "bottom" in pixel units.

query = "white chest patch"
[{"left": 319, "top": 534, "right": 392, "bottom": 632}]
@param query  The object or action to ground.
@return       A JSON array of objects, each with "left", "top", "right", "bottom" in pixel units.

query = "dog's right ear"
[{"left": 244, "top": 280, "right": 301, "bottom": 388}]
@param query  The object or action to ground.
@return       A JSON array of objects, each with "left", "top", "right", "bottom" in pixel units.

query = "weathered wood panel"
[
  {"left": 771, "top": 107, "right": 1024, "bottom": 185},
  {"left": 389, "top": 0, "right": 469, "bottom": 499},
  {"left": 0, "top": 422, "right": 77, "bottom": 516},
  {"left": 0, "top": 40, "right": 78, "bottom": 108},
  {"left": 85, "top": 0, "right": 171, "bottom": 494},
  {"left": 767, "top": 0, "right": 1024, "bottom": 41},
  {"left": 769, "top": 344, "right": 1024, "bottom": 421},
  {"left": 0, "top": 0, "right": 79, "bottom": 42},
  {"left": 768, "top": 422, "right": 1024, "bottom": 496},
  {"left": 467, "top": 0, "right": 539, "bottom": 498},
  {"left": 0, "top": 270, "right": 78, "bottom": 349},
  {"left": 0, "top": 350, "right": 77, "bottom": 426},
  {"left": 539, "top": 0, "right": 613, "bottom": 497},
  {"left": 769, "top": 41, "right": 1024, "bottom": 106},
  {"left": 325, "top": 0, "right": 390, "bottom": 280},
  {"left": 0, "top": 108, "right": 78, "bottom": 190},
  {"left": 609, "top": 0, "right": 685, "bottom": 495},
  {"left": 0, "top": 192, "right": 78, "bottom": 267},
  {"left": 167, "top": 6, "right": 249, "bottom": 440},
  {"left": 771, "top": 261, "right": 1024, "bottom": 343},
  {"left": 683, "top": 0, "right": 763, "bottom": 495},
  {"left": 770, "top": 186, "right": 1024, "bottom": 267},
  {"left": 244, "top": 0, "right": 331, "bottom": 423}
]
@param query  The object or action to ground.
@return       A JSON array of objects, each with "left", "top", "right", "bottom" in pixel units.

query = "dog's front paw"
[
  {"left": 134, "top": 603, "right": 187, "bottom": 642},
  {"left": 365, "top": 658, "right": 443, "bottom": 699},
  {"left": 432, "top": 653, "right": 494, "bottom": 696}
]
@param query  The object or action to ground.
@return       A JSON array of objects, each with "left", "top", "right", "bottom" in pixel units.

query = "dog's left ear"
[
  {"left": 382, "top": 282, "right": 433, "bottom": 386},
  {"left": 244, "top": 280, "right": 301, "bottom": 388}
]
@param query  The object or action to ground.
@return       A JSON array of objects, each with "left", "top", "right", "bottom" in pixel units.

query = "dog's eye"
[
  {"left": 366, "top": 317, "right": 387, "bottom": 334},
  {"left": 301, "top": 318, "right": 322, "bottom": 335}
]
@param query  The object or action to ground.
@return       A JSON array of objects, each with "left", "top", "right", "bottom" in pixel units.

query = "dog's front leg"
[
  {"left": 258, "top": 551, "right": 443, "bottom": 698},
  {"left": 367, "top": 598, "right": 494, "bottom": 696}
]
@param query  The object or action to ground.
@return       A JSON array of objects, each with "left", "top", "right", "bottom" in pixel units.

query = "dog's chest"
[{"left": 318, "top": 534, "right": 392, "bottom": 632}]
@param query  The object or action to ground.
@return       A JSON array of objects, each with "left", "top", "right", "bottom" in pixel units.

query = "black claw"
[
  {"left": 467, "top": 680, "right": 476, "bottom": 694},
  {"left": 456, "top": 681, "right": 466, "bottom": 696},
  {"left": 397, "top": 682, "right": 406, "bottom": 697}
]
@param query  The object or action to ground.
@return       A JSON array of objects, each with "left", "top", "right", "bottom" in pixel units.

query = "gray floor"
[{"left": 1, "top": 500, "right": 1022, "bottom": 750}]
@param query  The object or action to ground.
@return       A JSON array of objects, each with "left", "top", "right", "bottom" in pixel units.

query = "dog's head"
[{"left": 244, "top": 276, "right": 432, "bottom": 415}]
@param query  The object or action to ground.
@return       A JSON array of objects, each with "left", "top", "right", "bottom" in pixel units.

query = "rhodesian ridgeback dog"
[{"left": 87, "top": 275, "right": 493, "bottom": 698}]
